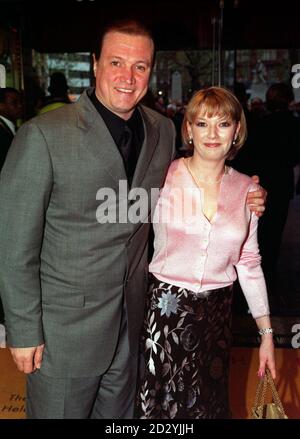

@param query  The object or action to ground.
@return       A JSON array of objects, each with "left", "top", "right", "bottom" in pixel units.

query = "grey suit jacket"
[{"left": 0, "top": 88, "right": 175, "bottom": 377}]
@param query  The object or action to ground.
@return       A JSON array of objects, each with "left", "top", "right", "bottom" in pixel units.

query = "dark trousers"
[{"left": 26, "top": 306, "right": 138, "bottom": 419}]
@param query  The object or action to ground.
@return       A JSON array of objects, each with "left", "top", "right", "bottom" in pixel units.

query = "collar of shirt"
[
  {"left": 89, "top": 89, "right": 143, "bottom": 148},
  {"left": 0, "top": 115, "right": 16, "bottom": 135}
]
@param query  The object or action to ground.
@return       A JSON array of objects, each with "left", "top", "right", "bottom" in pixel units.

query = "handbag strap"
[
  {"left": 253, "top": 369, "right": 286, "bottom": 415},
  {"left": 265, "top": 369, "right": 286, "bottom": 414},
  {"left": 253, "top": 370, "right": 268, "bottom": 411}
]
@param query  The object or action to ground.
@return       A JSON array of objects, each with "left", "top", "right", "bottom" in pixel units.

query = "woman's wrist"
[{"left": 258, "top": 327, "right": 273, "bottom": 336}]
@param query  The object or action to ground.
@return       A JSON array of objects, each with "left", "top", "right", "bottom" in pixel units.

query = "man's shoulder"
[
  {"left": 34, "top": 101, "right": 77, "bottom": 125},
  {"left": 31, "top": 90, "right": 91, "bottom": 128}
]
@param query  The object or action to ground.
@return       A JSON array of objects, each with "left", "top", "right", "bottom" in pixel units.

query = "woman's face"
[{"left": 187, "top": 112, "right": 240, "bottom": 163}]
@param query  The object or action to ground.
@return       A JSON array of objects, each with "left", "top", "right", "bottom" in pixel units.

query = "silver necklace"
[{"left": 186, "top": 158, "right": 226, "bottom": 186}]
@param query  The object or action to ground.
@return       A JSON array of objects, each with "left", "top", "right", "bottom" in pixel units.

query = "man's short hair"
[{"left": 93, "top": 18, "right": 155, "bottom": 62}]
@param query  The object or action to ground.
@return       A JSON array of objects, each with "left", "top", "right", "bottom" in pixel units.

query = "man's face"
[
  {"left": 0, "top": 92, "right": 23, "bottom": 122},
  {"left": 93, "top": 31, "right": 153, "bottom": 120}
]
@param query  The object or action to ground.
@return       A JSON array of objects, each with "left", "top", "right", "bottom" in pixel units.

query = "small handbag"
[{"left": 251, "top": 369, "right": 288, "bottom": 419}]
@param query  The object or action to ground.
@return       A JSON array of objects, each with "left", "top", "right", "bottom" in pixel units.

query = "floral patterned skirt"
[{"left": 135, "top": 275, "right": 233, "bottom": 419}]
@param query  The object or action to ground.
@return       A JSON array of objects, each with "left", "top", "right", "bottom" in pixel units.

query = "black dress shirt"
[{"left": 89, "top": 90, "right": 144, "bottom": 186}]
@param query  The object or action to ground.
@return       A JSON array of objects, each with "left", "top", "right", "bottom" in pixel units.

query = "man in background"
[
  {"left": 0, "top": 87, "right": 22, "bottom": 170},
  {"left": 38, "top": 72, "right": 71, "bottom": 114}
]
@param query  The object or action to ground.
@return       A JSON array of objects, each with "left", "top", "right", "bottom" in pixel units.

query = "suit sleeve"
[{"left": 0, "top": 121, "right": 53, "bottom": 347}]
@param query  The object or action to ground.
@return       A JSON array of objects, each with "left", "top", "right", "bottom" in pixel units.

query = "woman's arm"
[
  {"left": 255, "top": 315, "right": 276, "bottom": 380},
  {"left": 236, "top": 188, "right": 276, "bottom": 380}
]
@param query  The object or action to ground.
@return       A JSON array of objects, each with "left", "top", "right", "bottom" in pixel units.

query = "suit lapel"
[
  {"left": 75, "top": 92, "right": 160, "bottom": 189},
  {"left": 76, "top": 90, "right": 127, "bottom": 183},
  {"left": 131, "top": 106, "right": 159, "bottom": 189}
]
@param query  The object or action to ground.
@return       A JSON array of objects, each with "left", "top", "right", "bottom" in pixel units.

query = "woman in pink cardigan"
[{"left": 137, "top": 87, "right": 276, "bottom": 419}]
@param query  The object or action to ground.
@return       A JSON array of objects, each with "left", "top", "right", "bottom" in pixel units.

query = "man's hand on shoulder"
[
  {"left": 246, "top": 175, "right": 267, "bottom": 217},
  {"left": 9, "top": 344, "right": 45, "bottom": 374}
]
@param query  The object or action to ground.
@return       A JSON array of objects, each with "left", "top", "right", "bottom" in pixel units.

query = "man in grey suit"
[{"left": 0, "top": 19, "right": 266, "bottom": 419}]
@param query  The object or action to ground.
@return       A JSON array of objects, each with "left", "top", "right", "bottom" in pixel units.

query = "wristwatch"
[{"left": 258, "top": 328, "right": 273, "bottom": 336}]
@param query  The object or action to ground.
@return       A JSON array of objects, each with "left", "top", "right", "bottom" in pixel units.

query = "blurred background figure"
[
  {"left": 234, "top": 82, "right": 251, "bottom": 118},
  {"left": 38, "top": 72, "right": 71, "bottom": 114},
  {"left": 234, "top": 83, "right": 300, "bottom": 311},
  {"left": 154, "top": 96, "right": 166, "bottom": 115},
  {"left": 23, "top": 75, "right": 46, "bottom": 120},
  {"left": 255, "top": 84, "right": 300, "bottom": 304},
  {"left": 232, "top": 82, "right": 300, "bottom": 312},
  {"left": 233, "top": 82, "right": 257, "bottom": 141},
  {"left": 250, "top": 97, "right": 266, "bottom": 122},
  {"left": 166, "top": 102, "right": 184, "bottom": 156},
  {"left": 255, "top": 58, "right": 267, "bottom": 84},
  {"left": 0, "top": 87, "right": 23, "bottom": 171}
]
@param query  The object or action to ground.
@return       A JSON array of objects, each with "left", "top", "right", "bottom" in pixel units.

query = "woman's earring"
[
  {"left": 232, "top": 138, "right": 237, "bottom": 145},
  {"left": 188, "top": 138, "right": 193, "bottom": 144}
]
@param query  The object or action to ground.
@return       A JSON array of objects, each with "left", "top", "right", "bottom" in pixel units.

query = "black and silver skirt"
[{"left": 136, "top": 275, "right": 233, "bottom": 419}]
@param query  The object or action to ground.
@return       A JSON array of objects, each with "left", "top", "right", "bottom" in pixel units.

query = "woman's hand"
[{"left": 258, "top": 334, "right": 276, "bottom": 379}]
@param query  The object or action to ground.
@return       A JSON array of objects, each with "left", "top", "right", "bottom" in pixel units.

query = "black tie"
[{"left": 119, "top": 124, "right": 132, "bottom": 170}]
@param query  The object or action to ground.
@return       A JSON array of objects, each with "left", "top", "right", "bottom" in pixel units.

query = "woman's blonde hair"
[{"left": 182, "top": 86, "right": 247, "bottom": 160}]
